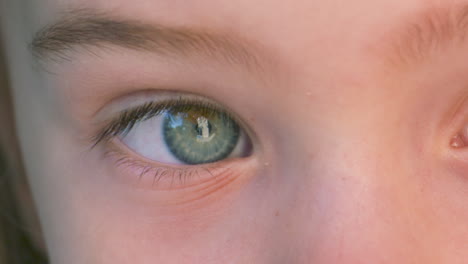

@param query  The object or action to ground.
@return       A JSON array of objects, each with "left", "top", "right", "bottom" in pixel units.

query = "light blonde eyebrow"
[
  {"left": 30, "top": 9, "right": 265, "bottom": 72},
  {"left": 381, "top": 3, "right": 468, "bottom": 67}
]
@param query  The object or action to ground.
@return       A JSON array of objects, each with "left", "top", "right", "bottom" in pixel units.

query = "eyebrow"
[
  {"left": 382, "top": 3, "right": 468, "bottom": 67},
  {"left": 30, "top": 9, "right": 265, "bottom": 72}
]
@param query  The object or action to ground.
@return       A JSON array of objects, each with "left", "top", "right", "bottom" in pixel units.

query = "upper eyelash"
[{"left": 92, "top": 97, "right": 234, "bottom": 146}]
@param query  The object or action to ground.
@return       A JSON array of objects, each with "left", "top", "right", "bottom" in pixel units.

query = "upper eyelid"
[
  {"left": 92, "top": 90, "right": 231, "bottom": 120},
  {"left": 90, "top": 92, "right": 251, "bottom": 146}
]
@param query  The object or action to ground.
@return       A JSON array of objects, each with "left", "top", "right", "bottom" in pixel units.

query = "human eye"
[{"left": 92, "top": 92, "right": 254, "bottom": 190}]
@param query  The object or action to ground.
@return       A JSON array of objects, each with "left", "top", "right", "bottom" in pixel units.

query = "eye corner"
[
  {"left": 447, "top": 125, "right": 468, "bottom": 151},
  {"left": 442, "top": 128, "right": 468, "bottom": 166}
]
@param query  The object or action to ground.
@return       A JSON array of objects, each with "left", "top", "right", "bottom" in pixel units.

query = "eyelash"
[
  {"left": 103, "top": 146, "right": 232, "bottom": 190},
  {"left": 92, "top": 97, "right": 234, "bottom": 146}
]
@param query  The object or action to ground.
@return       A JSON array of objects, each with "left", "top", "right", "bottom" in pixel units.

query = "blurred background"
[{"left": 0, "top": 35, "right": 48, "bottom": 264}]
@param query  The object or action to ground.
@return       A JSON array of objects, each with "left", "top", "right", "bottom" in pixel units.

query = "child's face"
[{"left": 2, "top": 0, "right": 468, "bottom": 263}]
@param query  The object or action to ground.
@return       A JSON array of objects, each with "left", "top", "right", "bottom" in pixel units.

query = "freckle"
[{"left": 275, "top": 210, "right": 280, "bottom": 217}]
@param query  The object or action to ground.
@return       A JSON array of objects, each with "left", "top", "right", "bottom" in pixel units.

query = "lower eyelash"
[{"left": 104, "top": 147, "right": 231, "bottom": 190}]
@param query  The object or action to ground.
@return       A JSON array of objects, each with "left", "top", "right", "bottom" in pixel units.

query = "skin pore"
[{"left": 1, "top": 0, "right": 468, "bottom": 263}]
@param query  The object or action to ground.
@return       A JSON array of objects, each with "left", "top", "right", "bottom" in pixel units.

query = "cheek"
[{"left": 48, "top": 153, "right": 273, "bottom": 263}]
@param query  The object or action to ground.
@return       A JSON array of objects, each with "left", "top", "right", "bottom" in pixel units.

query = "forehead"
[
  {"left": 24, "top": 0, "right": 424, "bottom": 78},
  {"left": 23, "top": 0, "right": 468, "bottom": 84}
]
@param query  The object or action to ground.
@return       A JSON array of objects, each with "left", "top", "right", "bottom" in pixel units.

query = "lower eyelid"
[
  {"left": 103, "top": 140, "right": 258, "bottom": 202},
  {"left": 107, "top": 148, "right": 233, "bottom": 190}
]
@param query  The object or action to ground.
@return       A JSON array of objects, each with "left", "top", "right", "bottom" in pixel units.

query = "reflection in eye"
[{"left": 95, "top": 96, "right": 252, "bottom": 166}]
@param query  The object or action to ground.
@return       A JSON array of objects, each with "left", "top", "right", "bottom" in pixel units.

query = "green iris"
[{"left": 162, "top": 105, "right": 240, "bottom": 164}]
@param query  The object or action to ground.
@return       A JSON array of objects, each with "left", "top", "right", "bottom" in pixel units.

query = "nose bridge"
[
  {"left": 280, "top": 126, "right": 427, "bottom": 263},
  {"left": 265, "top": 71, "right": 438, "bottom": 262}
]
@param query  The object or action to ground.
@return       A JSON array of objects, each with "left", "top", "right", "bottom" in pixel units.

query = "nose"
[{"left": 273, "top": 125, "right": 438, "bottom": 263}]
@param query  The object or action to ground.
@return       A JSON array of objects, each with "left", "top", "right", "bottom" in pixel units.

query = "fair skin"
[{"left": 1, "top": 0, "right": 468, "bottom": 263}]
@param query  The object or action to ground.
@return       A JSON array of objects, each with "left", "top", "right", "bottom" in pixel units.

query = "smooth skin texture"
[{"left": 1, "top": 0, "right": 468, "bottom": 263}]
